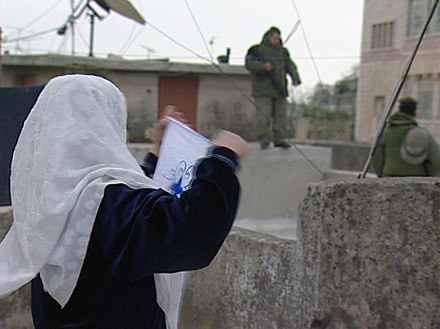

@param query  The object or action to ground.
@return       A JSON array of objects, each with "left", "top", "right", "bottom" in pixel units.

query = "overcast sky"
[{"left": 1, "top": 0, "right": 364, "bottom": 92}]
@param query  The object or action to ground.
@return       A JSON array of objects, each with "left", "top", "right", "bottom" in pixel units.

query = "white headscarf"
[{"left": 0, "top": 74, "right": 158, "bottom": 307}]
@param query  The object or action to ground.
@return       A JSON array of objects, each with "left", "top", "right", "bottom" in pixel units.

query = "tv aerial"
[
  {"left": 140, "top": 45, "right": 156, "bottom": 59},
  {"left": 58, "top": 0, "right": 145, "bottom": 57}
]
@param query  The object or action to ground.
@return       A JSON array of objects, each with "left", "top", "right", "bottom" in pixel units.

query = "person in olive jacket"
[
  {"left": 372, "top": 97, "right": 440, "bottom": 177},
  {"left": 245, "top": 26, "right": 301, "bottom": 150}
]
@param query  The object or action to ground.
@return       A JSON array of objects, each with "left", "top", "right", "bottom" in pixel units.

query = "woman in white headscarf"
[{"left": 0, "top": 74, "right": 248, "bottom": 329}]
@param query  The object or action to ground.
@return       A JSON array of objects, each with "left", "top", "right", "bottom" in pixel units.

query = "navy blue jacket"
[{"left": 31, "top": 147, "right": 240, "bottom": 328}]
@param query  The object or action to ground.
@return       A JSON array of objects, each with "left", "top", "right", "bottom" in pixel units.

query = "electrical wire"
[
  {"left": 119, "top": 23, "right": 138, "bottom": 54},
  {"left": 4, "top": 27, "right": 61, "bottom": 44},
  {"left": 120, "top": 28, "right": 144, "bottom": 55},
  {"left": 289, "top": 0, "right": 323, "bottom": 85},
  {"left": 5, "top": 0, "right": 65, "bottom": 39},
  {"left": 184, "top": 0, "right": 214, "bottom": 61},
  {"left": 75, "top": 24, "right": 90, "bottom": 49},
  {"left": 145, "top": 21, "right": 213, "bottom": 63},
  {"left": 57, "top": 29, "right": 69, "bottom": 53}
]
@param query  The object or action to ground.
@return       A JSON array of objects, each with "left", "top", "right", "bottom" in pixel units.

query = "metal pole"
[{"left": 359, "top": 0, "right": 440, "bottom": 178}]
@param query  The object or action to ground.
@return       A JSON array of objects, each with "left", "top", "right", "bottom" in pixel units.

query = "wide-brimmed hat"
[{"left": 400, "top": 126, "right": 429, "bottom": 165}]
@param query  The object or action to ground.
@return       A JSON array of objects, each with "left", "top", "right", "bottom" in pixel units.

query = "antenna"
[
  {"left": 60, "top": 0, "right": 145, "bottom": 57},
  {"left": 141, "top": 45, "right": 156, "bottom": 59},
  {"left": 209, "top": 36, "right": 216, "bottom": 56}
]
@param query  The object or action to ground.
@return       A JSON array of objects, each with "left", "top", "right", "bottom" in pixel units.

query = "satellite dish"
[
  {"left": 60, "top": 0, "right": 146, "bottom": 56},
  {"left": 93, "top": 0, "right": 145, "bottom": 25}
]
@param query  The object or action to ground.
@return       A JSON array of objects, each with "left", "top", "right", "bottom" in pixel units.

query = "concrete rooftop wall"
[
  {"left": 1, "top": 177, "right": 439, "bottom": 328},
  {"left": 127, "top": 143, "right": 331, "bottom": 220},
  {"left": 299, "top": 178, "right": 440, "bottom": 328},
  {"left": 180, "top": 178, "right": 440, "bottom": 328},
  {"left": 179, "top": 228, "right": 307, "bottom": 329}
]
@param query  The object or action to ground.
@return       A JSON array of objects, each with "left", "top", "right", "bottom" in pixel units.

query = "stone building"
[
  {"left": 356, "top": 0, "right": 440, "bottom": 142},
  {"left": 0, "top": 54, "right": 255, "bottom": 141}
]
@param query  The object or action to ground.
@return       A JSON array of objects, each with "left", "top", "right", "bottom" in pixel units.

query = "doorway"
[{"left": 158, "top": 76, "right": 199, "bottom": 127}]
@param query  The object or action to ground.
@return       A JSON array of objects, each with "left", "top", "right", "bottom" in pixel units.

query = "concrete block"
[
  {"left": 299, "top": 178, "right": 440, "bottom": 329},
  {"left": 179, "top": 227, "right": 310, "bottom": 329},
  {"left": 331, "top": 143, "right": 372, "bottom": 172}
]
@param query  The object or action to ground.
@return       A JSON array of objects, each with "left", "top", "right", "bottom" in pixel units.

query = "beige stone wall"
[
  {"left": 356, "top": 0, "right": 440, "bottom": 143},
  {"left": 295, "top": 117, "right": 353, "bottom": 141},
  {"left": 197, "top": 74, "right": 255, "bottom": 140},
  {"left": 108, "top": 72, "right": 159, "bottom": 141}
]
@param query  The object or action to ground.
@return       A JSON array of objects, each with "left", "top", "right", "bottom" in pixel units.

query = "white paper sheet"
[
  {"left": 153, "top": 116, "right": 211, "bottom": 329},
  {"left": 153, "top": 117, "right": 211, "bottom": 195}
]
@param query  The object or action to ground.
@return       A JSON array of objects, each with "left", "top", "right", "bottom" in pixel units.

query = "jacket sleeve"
[
  {"left": 245, "top": 46, "right": 266, "bottom": 74},
  {"left": 285, "top": 48, "right": 301, "bottom": 85},
  {"left": 94, "top": 147, "right": 241, "bottom": 282},
  {"left": 140, "top": 152, "right": 158, "bottom": 178},
  {"left": 425, "top": 137, "right": 440, "bottom": 176}
]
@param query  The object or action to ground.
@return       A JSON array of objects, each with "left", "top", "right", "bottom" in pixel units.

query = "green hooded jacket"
[
  {"left": 372, "top": 112, "right": 440, "bottom": 177},
  {"left": 245, "top": 29, "right": 301, "bottom": 98}
]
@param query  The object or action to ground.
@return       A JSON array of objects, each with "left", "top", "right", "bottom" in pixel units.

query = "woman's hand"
[
  {"left": 212, "top": 130, "right": 249, "bottom": 159},
  {"left": 152, "top": 105, "right": 186, "bottom": 156}
]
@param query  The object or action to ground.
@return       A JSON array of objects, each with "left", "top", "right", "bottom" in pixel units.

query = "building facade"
[
  {"left": 1, "top": 54, "right": 255, "bottom": 141},
  {"left": 356, "top": 0, "right": 440, "bottom": 142}
]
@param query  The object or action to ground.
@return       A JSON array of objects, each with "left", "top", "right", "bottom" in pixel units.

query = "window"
[
  {"left": 371, "top": 22, "right": 394, "bottom": 49},
  {"left": 374, "top": 96, "right": 385, "bottom": 118},
  {"left": 417, "top": 79, "right": 434, "bottom": 119},
  {"left": 408, "top": 0, "right": 440, "bottom": 37}
]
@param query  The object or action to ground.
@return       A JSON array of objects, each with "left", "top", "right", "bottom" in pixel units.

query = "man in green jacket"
[
  {"left": 245, "top": 26, "right": 301, "bottom": 149},
  {"left": 372, "top": 97, "right": 440, "bottom": 177}
]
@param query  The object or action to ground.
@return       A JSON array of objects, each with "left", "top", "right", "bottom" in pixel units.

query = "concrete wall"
[
  {"left": 180, "top": 178, "right": 440, "bottom": 329},
  {"left": 197, "top": 75, "right": 256, "bottom": 140},
  {"left": 179, "top": 228, "right": 308, "bottom": 329},
  {"left": 295, "top": 117, "right": 354, "bottom": 142},
  {"left": 127, "top": 143, "right": 331, "bottom": 220},
  {"left": 330, "top": 142, "right": 371, "bottom": 172},
  {"left": 235, "top": 144, "right": 329, "bottom": 220},
  {"left": 109, "top": 72, "right": 159, "bottom": 141},
  {"left": 299, "top": 178, "right": 440, "bottom": 328},
  {"left": 2, "top": 175, "right": 439, "bottom": 328}
]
